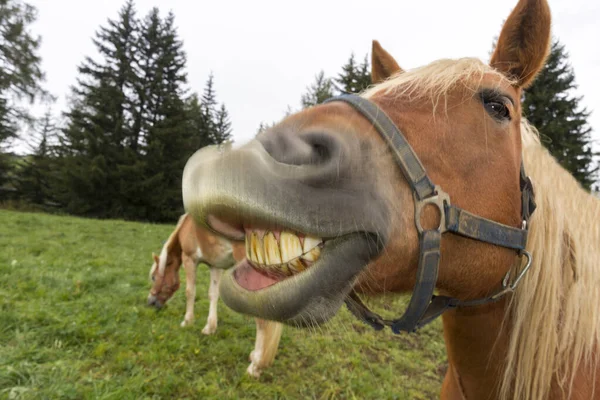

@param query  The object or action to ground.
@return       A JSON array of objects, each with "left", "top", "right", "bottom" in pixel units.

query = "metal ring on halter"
[{"left": 414, "top": 186, "right": 450, "bottom": 234}]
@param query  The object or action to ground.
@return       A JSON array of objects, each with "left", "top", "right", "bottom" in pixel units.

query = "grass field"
[{"left": 0, "top": 209, "right": 446, "bottom": 399}]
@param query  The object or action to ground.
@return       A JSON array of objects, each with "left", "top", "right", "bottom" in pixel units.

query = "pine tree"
[
  {"left": 132, "top": 9, "right": 193, "bottom": 221},
  {"left": 522, "top": 40, "right": 598, "bottom": 190},
  {"left": 57, "top": 1, "right": 138, "bottom": 217},
  {"left": 213, "top": 103, "right": 232, "bottom": 144},
  {"left": 195, "top": 73, "right": 232, "bottom": 145},
  {"left": 200, "top": 73, "right": 217, "bottom": 140},
  {"left": 335, "top": 53, "right": 371, "bottom": 94},
  {"left": 301, "top": 71, "right": 334, "bottom": 108},
  {"left": 13, "top": 110, "right": 59, "bottom": 205},
  {"left": 0, "top": 0, "right": 47, "bottom": 189},
  {"left": 186, "top": 93, "right": 212, "bottom": 148}
]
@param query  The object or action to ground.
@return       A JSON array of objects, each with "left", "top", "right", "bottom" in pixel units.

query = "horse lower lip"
[{"left": 220, "top": 233, "right": 383, "bottom": 325}]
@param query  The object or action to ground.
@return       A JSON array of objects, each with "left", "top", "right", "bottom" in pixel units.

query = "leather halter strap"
[{"left": 323, "top": 94, "right": 537, "bottom": 333}]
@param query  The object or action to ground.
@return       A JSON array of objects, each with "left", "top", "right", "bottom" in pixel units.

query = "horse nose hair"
[{"left": 257, "top": 129, "right": 341, "bottom": 167}]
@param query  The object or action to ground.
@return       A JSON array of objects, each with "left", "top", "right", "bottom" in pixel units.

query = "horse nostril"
[
  {"left": 258, "top": 130, "right": 340, "bottom": 167},
  {"left": 311, "top": 142, "right": 330, "bottom": 162}
]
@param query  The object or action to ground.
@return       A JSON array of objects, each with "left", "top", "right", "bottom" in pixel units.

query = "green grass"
[{"left": 0, "top": 209, "right": 446, "bottom": 399}]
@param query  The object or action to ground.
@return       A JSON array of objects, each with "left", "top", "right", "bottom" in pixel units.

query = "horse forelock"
[{"left": 363, "top": 58, "right": 516, "bottom": 111}]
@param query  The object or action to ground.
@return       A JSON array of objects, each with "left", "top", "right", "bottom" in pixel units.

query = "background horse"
[
  {"left": 148, "top": 213, "right": 283, "bottom": 377},
  {"left": 181, "top": 0, "right": 600, "bottom": 398}
]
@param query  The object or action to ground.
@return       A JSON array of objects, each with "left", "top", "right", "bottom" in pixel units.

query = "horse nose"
[
  {"left": 147, "top": 294, "right": 162, "bottom": 308},
  {"left": 257, "top": 129, "right": 342, "bottom": 167}
]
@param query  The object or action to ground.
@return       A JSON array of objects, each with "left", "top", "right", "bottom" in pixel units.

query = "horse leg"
[
  {"left": 201, "top": 267, "right": 223, "bottom": 335},
  {"left": 247, "top": 318, "right": 283, "bottom": 378},
  {"left": 180, "top": 254, "right": 197, "bottom": 327}
]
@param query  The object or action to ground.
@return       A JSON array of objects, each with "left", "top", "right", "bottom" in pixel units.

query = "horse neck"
[
  {"left": 441, "top": 137, "right": 600, "bottom": 400},
  {"left": 441, "top": 299, "right": 510, "bottom": 400}
]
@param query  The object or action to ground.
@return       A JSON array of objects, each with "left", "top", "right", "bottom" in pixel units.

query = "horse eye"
[
  {"left": 152, "top": 275, "right": 155, "bottom": 282},
  {"left": 482, "top": 95, "right": 511, "bottom": 121}
]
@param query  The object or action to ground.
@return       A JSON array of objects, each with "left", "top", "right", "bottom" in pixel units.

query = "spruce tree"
[
  {"left": 335, "top": 53, "right": 371, "bottom": 94},
  {"left": 186, "top": 93, "right": 212, "bottom": 148},
  {"left": 213, "top": 104, "right": 232, "bottom": 144},
  {"left": 522, "top": 39, "right": 598, "bottom": 189},
  {"left": 195, "top": 73, "right": 231, "bottom": 145},
  {"left": 301, "top": 71, "right": 334, "bottom": 108},
  {"left": 58, "top": 1, "right": 138, "bottom": 217},
  {"left": 133, "top": 9, "right": 192, "bottom": 221},
  {"left": 13, "top": 110, "right": 58, "bottom": 206},
  {"left": 200, "top": 73, "right": 217, "bottom": 141},
  {"left": 0, "top": 0, "right": 47, "bottom": 189}
]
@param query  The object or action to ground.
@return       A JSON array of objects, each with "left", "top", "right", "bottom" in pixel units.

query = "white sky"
[{"left": 23, "top": 0, "right": 600, "bottom": 151}]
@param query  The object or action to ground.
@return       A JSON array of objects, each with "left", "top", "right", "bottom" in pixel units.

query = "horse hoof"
[
  {"left": 202, "top": 324, "right": 217, "bottom": 335},
  {"left": 247, "top": 363, "right": 261, "bottom": 378},
  {"left": 181, "top": 319, "right": 193, "bottom": 328},
  {"left": 249, "top": 350, "right": 261, "bottom": 363}
]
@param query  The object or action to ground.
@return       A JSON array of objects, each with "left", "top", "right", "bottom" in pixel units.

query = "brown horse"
[
  {"left": 147, "top": 213, "right": 283, "bottom": 377},
  {"left": 181, "top": 0, "right": 600, "bottom": 398}
]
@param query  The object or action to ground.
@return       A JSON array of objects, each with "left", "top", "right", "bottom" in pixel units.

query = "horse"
[
  {"left": 181, "top": 0, "right": 600, "bottom": 398},
  {"left": 147, "top": 213, "right": 283, "bottom": 378}
]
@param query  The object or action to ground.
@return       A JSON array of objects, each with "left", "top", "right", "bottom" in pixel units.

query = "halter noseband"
[{"left": 323, "top": 94, "right": 537, "bottom": 334}]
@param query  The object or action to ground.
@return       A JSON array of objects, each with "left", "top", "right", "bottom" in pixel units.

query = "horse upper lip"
[{"left": 182, "top": 140, "right": 392, "bottom": 244}]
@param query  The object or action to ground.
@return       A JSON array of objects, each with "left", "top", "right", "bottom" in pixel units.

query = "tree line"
[
  {"left": 0, "top": 0, "right": 597, "bottom": 223},
  {"left": 1, "top": 0, "right": 232, "bottom": 222}
]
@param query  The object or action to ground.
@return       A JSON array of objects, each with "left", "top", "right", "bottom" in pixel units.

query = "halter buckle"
[
  {"left": 492, "top": 250, "right": 533, "bottom": 300},
  {"left": 414, "top": 185, "right": 450, "bottom": 234}
]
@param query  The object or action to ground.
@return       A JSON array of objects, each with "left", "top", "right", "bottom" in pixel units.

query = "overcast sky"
[{"left": 24, "top": 0, "right": 600, "bottom": 150}]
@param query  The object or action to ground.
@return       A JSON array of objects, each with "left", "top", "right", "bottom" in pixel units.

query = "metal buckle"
[
  {"left": 492, "top": 250, "right": 533, "bottom": 300},
  {"left": 414, "top": 185, "right": 450, "bottom": 234}
]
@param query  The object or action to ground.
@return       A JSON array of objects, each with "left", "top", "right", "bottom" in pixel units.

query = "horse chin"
[{"left": 218, "top": 233, "right": 381, "bottom": 327}]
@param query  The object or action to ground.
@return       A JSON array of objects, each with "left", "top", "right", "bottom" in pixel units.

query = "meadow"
[{"left": 0, "top": 209, "right": 446, "bottom": 399}]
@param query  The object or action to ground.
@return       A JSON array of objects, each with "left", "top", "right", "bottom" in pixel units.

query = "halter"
[{"left": 323, "top": 94, "right": 537, "bottom": 334}]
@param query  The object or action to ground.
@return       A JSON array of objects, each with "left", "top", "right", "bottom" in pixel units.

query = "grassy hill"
[{"left": 0, "top": 210, "right": 446, "bottom": 399}]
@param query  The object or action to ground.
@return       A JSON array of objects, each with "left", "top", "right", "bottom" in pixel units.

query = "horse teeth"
[
  {"left": 263, "top": 232, "right": 282, "bottom": 265},
  {"left": 279, "top": 263, "right": 291, "bottom": 276},
  {"left": 288, "top": 258, "right": 306, "bottom": 273},
  {"left": 279, "top": 231, "right": 303, "bottom": 263},
  {"left": 302, "top": 235, "right": 322, "bottom": 252},
  {"left": 244, "top": 229, "right": 322, "bottom": 275},
  {"left": 250, "top": 232, "right": 265, "bottom": 264},
  {"left": 245, "top": 234, "right": 252, "bottom": 260},
  {"left": 301, "top": 245, "right": 321, "bottom": 262}
]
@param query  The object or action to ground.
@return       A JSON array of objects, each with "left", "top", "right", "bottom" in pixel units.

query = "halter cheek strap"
[{"left": 323, "top": 94, "right": 536, "bottom": 334}]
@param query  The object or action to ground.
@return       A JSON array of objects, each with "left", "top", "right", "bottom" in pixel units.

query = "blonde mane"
[
  {"left": 363, "top": 59, "right": 600, "bottom": 400},
  {"left": 154, "top": 213, "right": 188, "bottom": 276},
  {"left": 503, "top": 121, "right": 600, "bottom": 400}
]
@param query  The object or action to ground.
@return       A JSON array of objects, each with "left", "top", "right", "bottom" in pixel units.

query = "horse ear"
[
  {"left": 153, "top": 253, "right": 159, "bottom": 263},
  {"left": 371, "top": 40, "right": 403, "bottom": 84},
  {"left": 490, "top": 0, "right": 551, "bottom": 88}
]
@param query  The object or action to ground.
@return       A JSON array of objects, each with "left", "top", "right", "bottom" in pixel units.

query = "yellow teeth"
[
  {"left": 280, "top": 231, "right": 303, "bottom": 263},
  {"left": 245, "top": 230, "right": 323, "bottom": 276},
  {"left": 288, "top": 258, "right": 306, "bottom": 273},
  {"left": 249, "top": 232, "right": 265, "bottom": 264},
  {"left": 263, "top": 232, "right": 282, "bottom": 265},
  {"left": 301, "top": 246, "right": 321, "bottom": 262}
]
